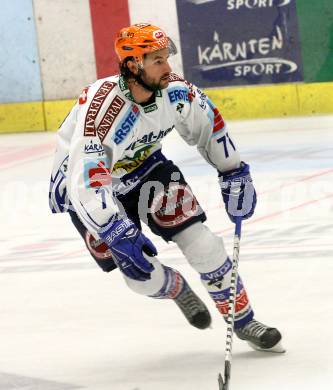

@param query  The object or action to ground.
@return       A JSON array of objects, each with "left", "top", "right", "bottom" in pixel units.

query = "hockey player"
[{"left": 49, "top": 23, "right": 283, "bottom": 352}]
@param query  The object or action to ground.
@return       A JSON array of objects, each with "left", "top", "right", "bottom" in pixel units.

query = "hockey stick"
[{"left": 218, "top": 217, "right": 242, "bottom": 390}]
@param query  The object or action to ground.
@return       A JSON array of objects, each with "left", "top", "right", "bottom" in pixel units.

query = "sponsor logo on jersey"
[
  {"left": 84, "top": 159, "right": 112, "bottom": 188},
  {"left": 84, "top": 140, "right": 105, "bottom": 155},
  {"left": 112, "top": 145, "right": 154, "bottom": 175},
  {"left": 97, "top": 95, "right": 125, "bottom": 142},
  {"left": 125, "top": 91, "right": 134, "bottom": 101},
  {"left": 168, "top": 73, "right": 185, "bottom": 83},
  {"left": 176, "top": 103, "right": 184, "bottom": 114},
  {"left": 79, "top": 86, "right": 89, "bottom": 104},
  {"left": 112, "top": 176, "right": 141, "bottom": 196},
  {"left": 112, "top": 105, "right": 140, "bottom": 145},
  {"left": 84, "top": 81, "right": 116, "bottom": 137},
  {"left": 118, "top": 76, "right": 135, "bottom": 101},
  {"left": 198, "top": 90, "right": 207, "bottom": 109},
  {"left": 143, "top": 103, "right": 158, "bottom": 113},
  {"left": 119, "top": 76, "right": 127, "bottom": 91},
  {"left": 168, "top": 87, "right": 190, "bottom": 104},
  {"left": 126, "top": 125, "right": 175, "bottom": 151}
]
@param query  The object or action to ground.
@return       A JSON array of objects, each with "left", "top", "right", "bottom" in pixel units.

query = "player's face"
[{"left": 141, "top": 48, "right": 172, "bottom": 90}]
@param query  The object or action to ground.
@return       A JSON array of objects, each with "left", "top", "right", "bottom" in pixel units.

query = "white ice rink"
[{"left": 0, "top": 115, "right": 333, "bottom": 390}]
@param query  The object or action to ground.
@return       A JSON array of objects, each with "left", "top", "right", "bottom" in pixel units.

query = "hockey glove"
[
  {"left": 99, "top": 217, "right": 156, "bottom": 281},
  {"left": 218, "top": 161, "right": 257, "bottom": 223}
]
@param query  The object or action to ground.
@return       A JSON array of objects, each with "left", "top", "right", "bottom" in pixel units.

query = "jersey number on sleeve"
[
  {"left": 217, "top": 132, "right": 236, "bottom": 158},
  {"left": 96, "top": 188, "right": 107, "bottom": 209}
]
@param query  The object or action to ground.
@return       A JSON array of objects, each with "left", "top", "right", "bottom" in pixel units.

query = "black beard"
[
  {"left": 134, "top": 74, "right": 160, "bottom": 92},
  {"left": 135, "top": 69, "right": 168, "bottom": 92}
]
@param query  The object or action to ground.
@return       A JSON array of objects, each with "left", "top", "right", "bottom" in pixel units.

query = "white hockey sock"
[
  {"left": 123, "top": 257, "right": 183, "bottom": 299},
  {"left": 172, "top": 222, "right": 254, "bottom": 327}
]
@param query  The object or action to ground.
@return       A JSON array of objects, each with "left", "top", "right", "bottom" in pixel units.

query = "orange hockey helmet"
[{"left": 115, "top": 23, "right": 177, "bottom": 64}]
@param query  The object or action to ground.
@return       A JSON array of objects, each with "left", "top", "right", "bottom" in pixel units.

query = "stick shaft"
[{"left": 222, "top": 218, "right": 242, "bottom": 388}]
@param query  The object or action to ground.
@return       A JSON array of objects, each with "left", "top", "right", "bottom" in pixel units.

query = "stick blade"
[
  {"left": 218, "top": 373, "right": 228, "bottom": 390},
  {"left": 218, "top": 373, "right": 224, "bottom": 390}
]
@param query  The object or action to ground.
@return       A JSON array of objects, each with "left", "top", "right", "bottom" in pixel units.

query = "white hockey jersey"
[{"left": 49, "top": 73, "right": 240, "bottom": 234}]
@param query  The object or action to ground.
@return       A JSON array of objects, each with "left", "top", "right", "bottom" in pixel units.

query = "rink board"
[{"left": 1, "top": 81, "right": 333, "bottom": 133}]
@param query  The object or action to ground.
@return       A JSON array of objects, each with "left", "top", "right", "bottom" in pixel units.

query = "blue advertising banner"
[{"left": 176, "top": 0, "right": 303, "bottom": 88}]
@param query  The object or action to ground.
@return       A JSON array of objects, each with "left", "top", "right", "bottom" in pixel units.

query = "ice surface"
[{"left": 0, "top": 115, "right": 332, "bottom": 390}]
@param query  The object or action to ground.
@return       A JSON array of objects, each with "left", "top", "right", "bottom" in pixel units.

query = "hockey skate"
[
  {"left": 235, "top": 319, "right": 285, "bottom": 353},
  {"left": 174, "top": 282, "right": 212, "bottom": 330}
]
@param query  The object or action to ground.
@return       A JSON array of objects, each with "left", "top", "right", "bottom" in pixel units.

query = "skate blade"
[{"left": 247, "top": 340, "right": 286, "bottom": 353}]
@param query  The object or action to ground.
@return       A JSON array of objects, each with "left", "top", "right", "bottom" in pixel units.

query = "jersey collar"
[
  {"left": 118, "top": 75, "right": 162, "bottom": 102},
  {"left": 118, "top": 75, "right": 135, "bottom": 102}
]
